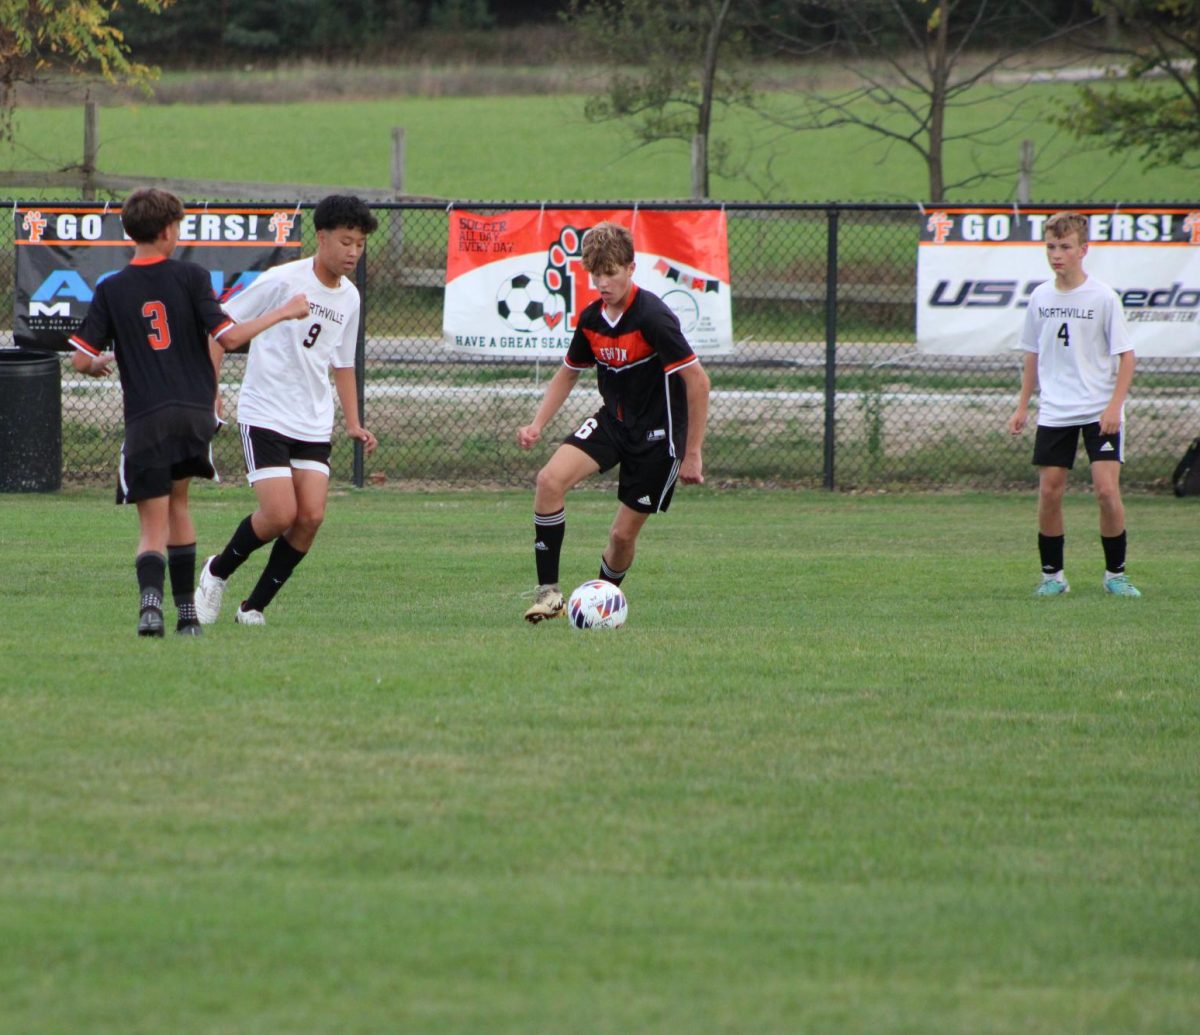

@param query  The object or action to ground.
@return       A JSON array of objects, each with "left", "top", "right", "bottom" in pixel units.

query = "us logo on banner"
[
  {"left": 917, "top": 206, "right": 1200, "bottom": 357},
  {"left": 443, "top": 208, "right": 733, "bottom": 358}
]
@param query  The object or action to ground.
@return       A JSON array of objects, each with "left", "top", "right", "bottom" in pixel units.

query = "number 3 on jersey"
[{"left": 141, "top": 301, "right": 172, "bottom": 351}]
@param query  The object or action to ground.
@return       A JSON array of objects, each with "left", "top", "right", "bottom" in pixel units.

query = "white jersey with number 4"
[
  {"left": 225, "top": 257, "right": 360, "bottom": 442},
  {"left": 1020, "top": 276, "right": 1133, "bottom": 427}
]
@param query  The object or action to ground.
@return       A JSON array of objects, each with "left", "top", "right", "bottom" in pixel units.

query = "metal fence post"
[
  {"left": 823, "top": 207, "right": 839, "bottom": 490},
  {"left": 353, "top": 251, "right": 367, "bottom": 488}
]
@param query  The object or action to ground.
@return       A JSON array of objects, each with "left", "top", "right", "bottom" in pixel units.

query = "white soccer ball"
[
  {"left": 496, "top": 271, "right": 563, "bottom": 333},
  {"left": 567, "top": 580, "right": 628, "bottom": 631}
]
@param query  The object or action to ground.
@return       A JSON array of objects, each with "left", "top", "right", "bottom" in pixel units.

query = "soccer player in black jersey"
[
  {"left": 69, "top": 188, "right": 310, "bottom": 637},
  {"left": 517, "top": 221, "right": 711, "bottom": 623}
]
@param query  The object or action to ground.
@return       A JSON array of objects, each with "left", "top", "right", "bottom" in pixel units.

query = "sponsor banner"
[
  {"left": 917, "top": 206, "right": 1200, "bottom": 356},
  {"left": 443, "top": 208, "right": 733, "bottom": 358},
  {"left": 14, "top": 206, "right": 303, "bottom": 350}
]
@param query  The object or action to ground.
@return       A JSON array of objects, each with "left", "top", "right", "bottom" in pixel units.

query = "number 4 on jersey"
[{"left": 1057, "top": 322, "right": 1070, "bottom": 348}]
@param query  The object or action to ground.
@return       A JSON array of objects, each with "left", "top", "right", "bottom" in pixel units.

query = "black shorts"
[
  {"left": 116, "top": 446, "right": 216, "bottom": 505},
  {"left": 563, "top": 409, "right": 682, "bottom": 514},
  {"left": 1033, "top": 422, "right": 1124, "bottom": 469},
  {"left": 239, "top": 424, "right": 332, "bottom": 484}
]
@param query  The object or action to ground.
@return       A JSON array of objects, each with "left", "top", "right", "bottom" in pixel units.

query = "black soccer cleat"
[
  {"left": 137, "top": 606, "right": 165, "bottom": 637},
  {"left": 175, "top": 618, "right": 203, "bottom": 637}
]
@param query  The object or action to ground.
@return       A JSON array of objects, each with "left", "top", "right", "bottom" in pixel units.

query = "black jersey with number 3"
[
  {"left": 70, "top": 256, "right": 234, "bottom": 462},
  {"left": 564, "top": 285, "right": 698, "bottom": 454}
]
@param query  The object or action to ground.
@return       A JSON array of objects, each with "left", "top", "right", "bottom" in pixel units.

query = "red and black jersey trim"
[{"left": 69, "top": 333, "right": 101, "bottom": 357}]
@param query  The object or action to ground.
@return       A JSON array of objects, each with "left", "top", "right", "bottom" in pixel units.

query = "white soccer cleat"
[
  {"left": 195, "top": 555, "right": 227, "bottom": 625},
  {"left": 234, "top": 604, "right": 266, "bottom": 626},
  {"left": 523, "top": 583, "right": 565, "bottom": 624}
]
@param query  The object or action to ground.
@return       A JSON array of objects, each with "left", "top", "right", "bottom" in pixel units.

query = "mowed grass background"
[
  {"left": 2, "top": 486, "right": 1197, "bottom": 1034},
  {"left": 3, "top": 82, "right": 1195, "bottom": 202}
]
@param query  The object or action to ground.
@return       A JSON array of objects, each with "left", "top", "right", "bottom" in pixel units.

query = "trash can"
[{"left": 0, "top": 348, "right": 62, "bottom": 492}]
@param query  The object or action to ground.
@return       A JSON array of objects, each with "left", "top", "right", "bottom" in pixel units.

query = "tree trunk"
[
  {"left": 926, "top": 0, "right": 950, "bottom": 201},
  {"left": 695, "top": 0, "right": 734, "bottom": 199}
]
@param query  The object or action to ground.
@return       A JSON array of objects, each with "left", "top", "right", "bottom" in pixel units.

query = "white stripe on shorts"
[{"left": 657, "top": 458, "right": 681, "bottom": 512}]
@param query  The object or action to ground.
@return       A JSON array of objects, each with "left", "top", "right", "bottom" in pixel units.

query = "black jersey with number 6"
[
  {"left": 564, "top": 284, "right": 698, "bottom": 455},
  {"left": 70, "top": 256, "right": 234, "bottom": 462}
]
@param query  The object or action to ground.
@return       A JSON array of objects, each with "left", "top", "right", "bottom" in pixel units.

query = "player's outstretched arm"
[
  {"left": 517, "top": 365, "right": 580, "bottom": 449},
  {"left": 71, "top": 349, "right": 114, "bottom": 377},
  {"left": 677, "top": 361, "right": 711, "bottom": 484},
  {"left": 217, "top": 292, "right": 311, "bottom": 352}
]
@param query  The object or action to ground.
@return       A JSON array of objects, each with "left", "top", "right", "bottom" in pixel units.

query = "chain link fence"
[{"left": 6, "top": 201, "right": 1197, "bottom": 491}]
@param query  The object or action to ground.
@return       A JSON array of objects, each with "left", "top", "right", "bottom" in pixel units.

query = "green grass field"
[
  {"left": 2, "top": 486, "right": 1197, "bottom": 1034},
  {"left": 2, "top": 82, "right": 1194, "bottom": 202}
]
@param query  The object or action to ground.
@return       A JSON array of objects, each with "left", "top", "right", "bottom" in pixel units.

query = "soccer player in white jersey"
[
  {"left": 1007, "top": 210, "right": 1140, "bottom": 598},
  {"left": 196, "top": 195, "right": 379, "bottom": 626}
]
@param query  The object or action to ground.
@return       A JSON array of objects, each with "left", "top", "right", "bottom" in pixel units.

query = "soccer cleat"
[
  {"left": 137, "top": 606, "right": 165, "bottom": 637},
  {"left": 195, "top": 555, "right": 227, "bottom": 625},
  {"left": 524, "top": 583, "right": 565, "bottom": 624},
  {"left": 234, "top": 603, "right": 266, "bottom": 626},
  {"left": 1033, "top": 576, "right": 1069, "bottom": 597},
  {"left": 175, "top": 618, "right": 203, "bottom": 637},
  {"left": 1103, "top": 574, "right": 1142, "bottom": 598}
]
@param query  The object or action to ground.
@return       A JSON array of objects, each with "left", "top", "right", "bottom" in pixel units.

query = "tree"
[
  {"left": 758, "top": 0, "right": 1094, "bottom": 201},
  {"left": 565, "top": 0, "right": 750, "bottom": 199},
  {"left": 0, "top": 0, "right": 172, "bottom": 140},
  {"left": 1057, "top": 0, "right": 1200, "bottom": 170}
]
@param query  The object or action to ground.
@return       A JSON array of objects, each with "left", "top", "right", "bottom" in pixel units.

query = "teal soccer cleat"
[
  {"left": 1103, "top": 574, "right": 1142, "bottom": 598},
  {"left": 1033, "top": 577, "right": 1069, "bottom": 597}
]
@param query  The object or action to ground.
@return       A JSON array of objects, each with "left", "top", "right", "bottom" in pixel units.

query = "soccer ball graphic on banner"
[
  {"left": 567, "top": 580, "right": 629, "bottom": 630},
  {"left": 496, "top": 272, "right": 563, "bottom": 333}
]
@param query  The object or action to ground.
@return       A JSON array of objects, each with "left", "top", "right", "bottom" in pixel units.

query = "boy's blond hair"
[
  {"left": 1044, "top": 210, "right": 1089, "bottom": 245},
  {"left": 581, "top": 221, "right": 635, "bottom": 275},
  {"left": 121, "top": 188, "right": 186, "bottom": 244}
]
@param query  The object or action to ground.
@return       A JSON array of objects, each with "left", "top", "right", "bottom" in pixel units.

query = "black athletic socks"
[
  {"left": 136, "top": 550, "right": 166, "bottom": 611},
  {"left": 167, "top": 542, "right": 198, "bottom": 622},
  {"left": 1102, "top": 530, "right": 1127, "bottom": 575},
  {"left": 1038, "top": 533, "right": 1065, "bottom": 576},
  {"left": 598, "top": 556, "right": 628, "bottom": 586},
  {"left": 135, "top": 550, "right": 166, "bottom": 636},
  {"left": 243, "top": 535, "right": 307, "bottom": 613},
  {"left": 534, "top": 509, "right": 566, "bottom": 586},
  {"left": 211, "top": 514, "right": 269, "bottom": 580}
]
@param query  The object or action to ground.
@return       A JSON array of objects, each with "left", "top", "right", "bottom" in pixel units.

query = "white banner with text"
[{"left": 917, "top": 206, "right": 1200, "bottom": 357}]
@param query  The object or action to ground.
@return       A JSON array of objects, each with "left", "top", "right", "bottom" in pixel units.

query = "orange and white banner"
[
  {"left": 917, "top": 206, "right": 1200, "bottom": 356},
  {"left": 443, "top": 208, "right": 733, "bottom": 357}
]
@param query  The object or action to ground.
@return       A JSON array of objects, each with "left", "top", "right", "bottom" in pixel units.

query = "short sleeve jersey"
[
  {"left": 224, "top": 257, "right": 360, "bottom": 442},
  {"left": 565, "top": 285, "right": 698, "bottom": 453},
  {"left": 68, "top": 256, "right": 234, "bottom": 458},
  {"left": 1019, "top": 276, "right": 1134, "bottom": 427}
]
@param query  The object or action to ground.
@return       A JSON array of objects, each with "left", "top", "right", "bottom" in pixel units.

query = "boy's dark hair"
[
  {"left": 581, "top": 221, "right": 635, "bottom": 274},
  {"left": 313, "top": 195, "right": 378, "bottom": 235},
  {"left": 121, "top": 188, "right": 186, "bottom": 244}
]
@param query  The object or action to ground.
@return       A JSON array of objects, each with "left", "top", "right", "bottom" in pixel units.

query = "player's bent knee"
[
  {"left": 293, "top": 511, "right": 325, "bottom": 535},
  {"left": 535, "top": 465, "right": 569, "bottom": 500}
]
